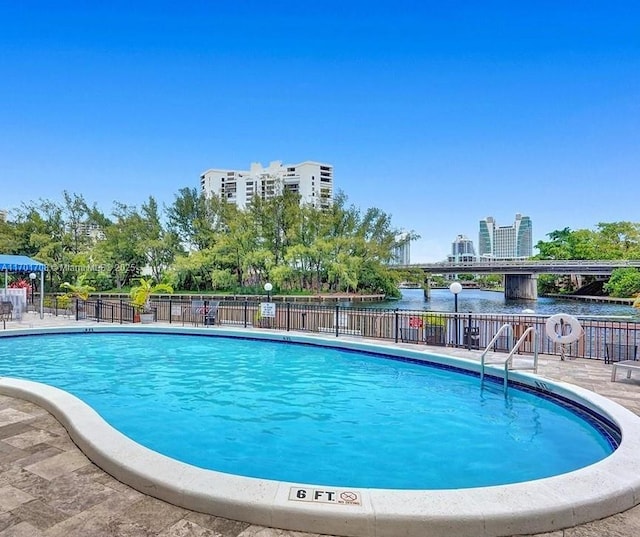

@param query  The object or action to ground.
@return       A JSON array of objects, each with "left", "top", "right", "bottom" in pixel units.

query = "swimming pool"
[
  {"left": 0, "top": 331, "right": 617, "bottom": 489},
  {"left": 2, "top": 325, "right": 640, "bottom": 537}
]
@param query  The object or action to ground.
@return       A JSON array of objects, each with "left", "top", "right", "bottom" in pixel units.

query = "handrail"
[
  {"left": 480, "top": 323, "right": 513, "bottom": 383},
  {"left": 501, "top": 326, "right": 539, "bottom": 394},
  {"left": 399, "top": 259, "right": 640, "bottom": 269},
  {"left": 480, "top": 325, "right": 538, "bottom": 395}
]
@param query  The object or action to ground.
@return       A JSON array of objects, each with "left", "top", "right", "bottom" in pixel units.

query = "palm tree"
[
  {"left": 61, "top": 279, "right": 95, "bottom": 301},
  {"left": 60, "top": 278, "right": 96, "bottom": 318},
  {"left": 129, "top": 277, "right": 173, "bottom": 313}
]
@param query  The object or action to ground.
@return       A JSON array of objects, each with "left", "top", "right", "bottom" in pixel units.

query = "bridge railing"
[{"left": 396, "top": 259, "right": 640, "bottom": 273}]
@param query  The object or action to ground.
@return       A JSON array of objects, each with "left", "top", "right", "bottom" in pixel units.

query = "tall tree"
[
  {"left": 212, "top": 205, "right": 261, "bottom": 286},
  {"left": 535, "top": 227, "right": 573, "bottom": 259},
  {"left": 595, "top": 222, "right": 640, "bottom": 259},
  {"left": 139, "top": 196, "right": 181, "bottom": 281},
  {"left": 61, "top": 191, "right": 89, "bottom": 254},
  {"left": 95, "top": 202, "right": 147, "bottom": 288},
  {"left": 166, "top": 187, "right": 225, "bottom": 250}
]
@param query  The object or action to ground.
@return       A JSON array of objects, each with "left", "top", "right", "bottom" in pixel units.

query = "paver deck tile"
[{"left": 2, "top": 317, "right": 640, "bottom": 535}]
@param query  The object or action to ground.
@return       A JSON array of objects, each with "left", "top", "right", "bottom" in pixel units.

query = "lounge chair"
[
  {"left": 203, "top": 300, "right": 219, "bottom": 326},
  {"left": 191, "top": 300, "right": 219, "bottom": 326},
  {"left": 605, "top": 343, "right": 638, "bottom": 364}
]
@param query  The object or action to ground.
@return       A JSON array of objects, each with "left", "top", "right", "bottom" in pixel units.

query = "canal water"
[{"left": 367, "top": 288, "right": 640, "bottom": 319}]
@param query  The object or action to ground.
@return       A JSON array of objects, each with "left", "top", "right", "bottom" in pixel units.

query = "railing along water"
[{"left": 35, "top": 294, "right": 640, "bottom": 362}]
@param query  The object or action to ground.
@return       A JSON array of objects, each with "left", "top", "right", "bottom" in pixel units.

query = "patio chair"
[
  {"left": 190, "top": 300, "right": 219, "bottom": 326},
  {"left": 203, "top": 300, "right": 219, "bottom": 326},
  {"left": 605, "top": 343, "right": 638, "bottom": 364}
]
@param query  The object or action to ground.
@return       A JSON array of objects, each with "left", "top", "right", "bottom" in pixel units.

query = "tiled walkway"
[{"left": 2, "top": 316, "right": 640, "bottom": 536}]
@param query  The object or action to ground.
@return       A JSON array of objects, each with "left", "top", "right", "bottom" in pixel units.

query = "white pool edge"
[{"left": 2, "top": 324, "right": 640, "bottom": 537}]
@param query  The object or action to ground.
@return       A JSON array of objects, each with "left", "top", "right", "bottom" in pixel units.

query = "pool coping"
[{"left": 2, "top": 325, "right": 640, "bottom": 537}]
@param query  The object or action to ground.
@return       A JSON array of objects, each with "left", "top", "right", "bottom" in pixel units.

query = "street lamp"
[
  {"left": 29, "top": 272, "right": 36, "bottom": 306},
  {"left": 449, "top": 281, "right": 462, "bottom": 312},
  {"left": 264, "top": 282, "right": 273, "bottom": 302},
  {"left": 449, "top": 281, "right": 462, "bottom": 346}
]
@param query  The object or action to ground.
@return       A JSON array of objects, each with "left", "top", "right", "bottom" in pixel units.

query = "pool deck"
[{"left": 2, "top": 314, "right": 640, "bottom": 536}]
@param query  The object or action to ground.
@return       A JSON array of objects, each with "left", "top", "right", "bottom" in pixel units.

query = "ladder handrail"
[
  {"left": 501, "top": 326, "right": 538, "bottom": 394},
  {"left": 480, "top": 324, "right": 539, "bottom": 396},
  {"left": 480, "top": 323, "right": 513, "bottom": 382}
]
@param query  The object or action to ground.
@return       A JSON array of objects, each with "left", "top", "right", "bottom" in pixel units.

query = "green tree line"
[
  {"left": 534, "top": 223, "right": 640, "bottom": 298},
  {"left": 0, "top": 188, "right": 417, "bottom": 298}
]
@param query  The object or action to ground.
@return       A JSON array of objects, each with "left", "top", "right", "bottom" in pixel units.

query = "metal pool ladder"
[{"left": 480, "top": 323, "right": 539, "bottom": 395}]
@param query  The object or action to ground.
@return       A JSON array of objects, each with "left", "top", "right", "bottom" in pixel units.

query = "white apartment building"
[
  {"left": 390, "top": 232, "right": 411, "bottom": 265},
  {"left": 200, "top": 160, "right": 333, "bottom": 210},
  {"left": 0, "top": 209, "right": 7, "bottom": 222},
  {"left": 67, "top": 222, "right": 106, "bottom": 242}
]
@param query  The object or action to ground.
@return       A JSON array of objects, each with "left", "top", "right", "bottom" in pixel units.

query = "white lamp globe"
[
  {"left": 264, "top": 282, "right": 273, "bottom": 292},
  {"left": 449, "top": 282, "right": 462, "bottom": 295}
]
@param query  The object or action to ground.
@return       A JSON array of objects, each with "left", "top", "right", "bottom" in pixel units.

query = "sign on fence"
[{"left": 260, "top": 302, "right": 276, "bottom": 318}]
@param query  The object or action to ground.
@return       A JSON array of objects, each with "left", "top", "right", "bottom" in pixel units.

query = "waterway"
[{"left": 368, "top": 288, "right": 640, "bottom": 320}]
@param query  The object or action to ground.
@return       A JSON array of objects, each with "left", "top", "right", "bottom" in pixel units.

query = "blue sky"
[{"left": 1, "top": 1, "right": 638, "bottom": 262}]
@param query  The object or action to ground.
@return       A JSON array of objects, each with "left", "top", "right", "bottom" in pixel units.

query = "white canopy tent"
[{"left": 0, "top": 254, "right": 46, "bottom": 319}]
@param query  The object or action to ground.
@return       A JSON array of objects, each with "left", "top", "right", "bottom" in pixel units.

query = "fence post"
[
  {"left": 119, "top": 300, "right": 123, "bottom": 324},
  {"left": 394, "top": 309, "right": 399, "bottom": 343},
  {"left": 335, "top": 304, "right": 340, "bottom": 337},
  {"left": 169, "top": 298, "right": 172, "bottom": 324},
  {"left": 286, "top": 302, "right": 291, "bottom": 331},
  {"left": 75, "top": 298, "right": 79, "bottom": 322},
  {"left": 244, "top": 300, "right": 248, "bottom": 328},
  {"left": 96, "top": 299, "right": 101, "bottom": 323}
]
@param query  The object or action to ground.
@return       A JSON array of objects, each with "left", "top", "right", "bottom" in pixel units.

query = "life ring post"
[{"left": 545, "top": 314, "right": 583, "bottom": 361}]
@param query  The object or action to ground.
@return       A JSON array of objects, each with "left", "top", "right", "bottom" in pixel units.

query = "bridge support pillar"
[{"left": 504, "top": 274, "right": 538, "bottom": 300}]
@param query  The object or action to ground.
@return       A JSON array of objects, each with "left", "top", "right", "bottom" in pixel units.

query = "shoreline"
[
  {"left": 543, "top": 293, "right": 635, "bottom": 305},
  {"left": 90, "top": 292, "right": 387, "bottom": 304}
]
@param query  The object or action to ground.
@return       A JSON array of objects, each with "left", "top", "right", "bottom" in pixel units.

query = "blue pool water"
[{"left": 0, "top": 332, "right": 615, "bottom": 489}]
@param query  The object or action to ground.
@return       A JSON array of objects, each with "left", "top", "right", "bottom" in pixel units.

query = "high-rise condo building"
[
  {"left": 478, "top": 214, "right": 533, "bottom": 260},
  {"left": 390, "top": 232, "right": 411, "bottom": 265},
  {"left": 200, "top": 160, "right": 333, "bottom": 210},
  {"left": 0, "top": 209, "right": 7, "bottom": 222},
  {"left": 448, "top": 234, "right": 477, "bottom": 263}
]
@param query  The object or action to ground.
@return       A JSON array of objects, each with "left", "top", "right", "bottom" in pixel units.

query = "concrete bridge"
[{"left": 395, "top": 259, "right": 640, "bottom": 300}]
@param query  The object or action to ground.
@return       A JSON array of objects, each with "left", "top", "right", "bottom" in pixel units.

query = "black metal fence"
[
  {"left": 41, "top": 296, "right": 136, "bottom": 324},
  {"left": 44, "top": 294, "right": 640, "bottom": 362}
]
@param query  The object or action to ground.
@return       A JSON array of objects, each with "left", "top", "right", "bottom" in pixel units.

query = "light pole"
[
  {"left": 264, "top": 282, "right": 273, "bottom": 302},
  {"left": 449, "top": 281, "right": 462, "bottom": 346},
  {"left": 29, "top": 272, "right": 36, "bottom": 306}
]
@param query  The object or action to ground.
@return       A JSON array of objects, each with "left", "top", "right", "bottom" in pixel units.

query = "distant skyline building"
[
  {"left": 200, "top": 160, "right": 333, "bottom": 210},
  {"left": 478, "top": 214, "right": 533, "bottom": 259},
  {"left": 0, "top": 209, "right": 7, "bottom": 223},
  {"left": 390, "top": 232, "right": 411, "bottom": 265},
  {"left": 66, "top": 222, "right": 105, "bottom": 242},
  {"left": 447, "top": 234, "right": 476, "bottom": 263}
]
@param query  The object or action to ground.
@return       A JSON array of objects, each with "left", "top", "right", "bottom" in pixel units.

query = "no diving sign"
[{"left": 289, "top": 487, "right": 361, "bottom": 506}]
